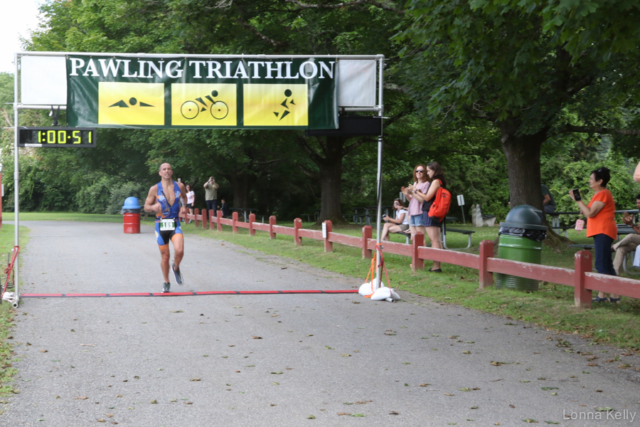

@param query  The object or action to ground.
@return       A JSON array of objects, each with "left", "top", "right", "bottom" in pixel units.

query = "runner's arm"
[{"left": 144, "top": 186, "right": 161, "bottom": 214}]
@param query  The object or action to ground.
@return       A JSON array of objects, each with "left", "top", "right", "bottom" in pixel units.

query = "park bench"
[
  {"left": 441, "top": 220, "right": 475, "bottom": 250},
  {"left": 551, "top": 224, "right": 574, "bottom": 237},
  {"left": 389, "top": 219, "right": 476, "bottom": 249},
  {"left": 301, "top": 211, "right": 320, "bottom": 223},
  {"left": 392, "top": 229, "right": 412, "bottom": 244},
  {"left": 568, "top": 243, "right": 594, "bottom": 250},
  {"left": 622, "top": 250, "right": 640, "bottom": 276}
]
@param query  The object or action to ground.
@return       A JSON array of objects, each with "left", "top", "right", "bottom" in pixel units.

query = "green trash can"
[{"left": 495, "top": 205, "right": 547, "bottom": 292}]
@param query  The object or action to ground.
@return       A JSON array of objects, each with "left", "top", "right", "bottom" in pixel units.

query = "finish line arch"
[{"left": 9, "top": 52, "right": 386, "bottom": 306}]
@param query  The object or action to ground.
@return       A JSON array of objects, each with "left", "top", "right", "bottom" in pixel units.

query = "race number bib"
[{"left": 160, "top": 219, "right": 176, "bottom": 231}]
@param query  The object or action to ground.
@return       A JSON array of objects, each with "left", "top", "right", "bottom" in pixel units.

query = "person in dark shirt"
[
  {"left": 541, "top": 184, "right": 556, "bottom": 214},
  {"left": 220, "top": 199, "right": 231, "bottom": 218}
]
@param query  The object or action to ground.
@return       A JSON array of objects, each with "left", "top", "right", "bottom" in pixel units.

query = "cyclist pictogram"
[{"left": 180, "top": 90, "right": 229, "bottom": 120}]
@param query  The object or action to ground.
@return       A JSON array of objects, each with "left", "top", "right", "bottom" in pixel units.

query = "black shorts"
[{"left": 155, "top": 219, "right": 183, "bottom": 246}]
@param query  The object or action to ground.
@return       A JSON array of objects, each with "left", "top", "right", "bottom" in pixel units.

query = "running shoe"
[
  {"left": 162, "top": 282, "right": 170, "bottom": 293},
  {"left": 172, "top": 263, "right": 183, "bottom": 285}
]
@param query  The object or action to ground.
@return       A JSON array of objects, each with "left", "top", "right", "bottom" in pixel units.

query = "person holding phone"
[
  {"left": 413, "top": 161, "right": 446, "bottom": 273},
  {"left": 569, "top": 167, "right": 619, "bottom": 303},
  {"left": 204, "top": 176, "right": 219, "bottom": 219},
  {"left": 380, "top": 199, "right": 409, "bottom": 241},
  {"left": 401, "top": 165, "right": 430, "bottom": 242}
]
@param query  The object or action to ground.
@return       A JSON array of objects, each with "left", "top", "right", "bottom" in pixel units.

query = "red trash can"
[{"left": 124, "top": 213, "right": 140, "bottom": 234}]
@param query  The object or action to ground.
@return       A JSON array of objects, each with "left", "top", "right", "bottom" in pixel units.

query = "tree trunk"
[
  {"left": 230, "top": 172, "right": 255, "bottom": 209},
  {"left": 317, "top": 136, "right": 346, "bottom": 224},
  {"left": 499, "top": 121, "right": 546, "bottom": 211},
  {"left": 499, "top": 120, "right": 569, "bottom": 246}
]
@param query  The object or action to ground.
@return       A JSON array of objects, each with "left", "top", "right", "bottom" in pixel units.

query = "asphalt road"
[{"left": 1, "top": 221, "right": 640, "bottom": 426}]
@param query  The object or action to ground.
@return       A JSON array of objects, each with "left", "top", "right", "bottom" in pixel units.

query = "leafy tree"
[
  {"left": 397, "top": 0, "right": 640, "bottom": 217},
  {"left": 28, "top": 0, "right": 409, "bottom": 223}
]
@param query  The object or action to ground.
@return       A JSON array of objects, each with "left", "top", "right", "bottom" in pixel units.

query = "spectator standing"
[
  {"left": 612, "top": 195, "right": 640, "bottom": 278},
  {"left": 204, "top": 176, "right": 219, "bottom": 219},
  {"left": 401, "top": 164, "right": 430, "bottom": 242},
  {"left": 220, "top": 198, "right": 231, "bottom": 218},
  {"left": 414, "top": 161, "right": 446, "bottom": 273},
  {"left": 541, "top": 184, "right": 556, "bottom": 214},
  {"left": 185, "top": 184, "right": 195, "bottom": 224},
  {"left": 380, "top": 199, "right": 409, "bottom": 241},
  {"left": 569, "top": 167, "right": 620, "bottom": 303}
]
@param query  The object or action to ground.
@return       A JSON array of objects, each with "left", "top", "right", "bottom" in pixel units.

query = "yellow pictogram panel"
[
  {"left": 98, "top": 82, "right": 165, "bottom": 125},
  {"left": 171, "top": 84, "right": 237, "bottom": 126},
  {"left": 243, "top": 84, "right": 308, "bottom": 127}
]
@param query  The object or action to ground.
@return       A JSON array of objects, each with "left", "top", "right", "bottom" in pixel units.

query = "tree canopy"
[
  {"left": 2, "top": 0, "right": 639, "bottom": 227},
  {"left": 396, "top": 0, "right": 640, "bottom": 213}
]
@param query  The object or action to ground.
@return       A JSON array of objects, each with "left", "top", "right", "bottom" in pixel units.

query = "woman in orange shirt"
[{"left": 569, "top": 167, "right": 619, "bottom": 303}]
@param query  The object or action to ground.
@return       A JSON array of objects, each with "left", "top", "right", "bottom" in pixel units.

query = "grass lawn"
[
  {"left": 183, "top": 219, "right": 640, "bottom": 352},
  {"left": 0, "top": 222, "right": 30, "bottom": 399},
  {"left": 1, "top": 212, "right": 158, "bottom": 224},
  {"left": 1, "top": 213, "right": 638, "bottom": 372}
]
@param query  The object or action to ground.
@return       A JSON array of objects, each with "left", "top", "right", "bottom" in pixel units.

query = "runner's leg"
[
  {"left": 159, "top": 244, "right": 171, "bottom": 283},
  {"left": 171, "top": 233, "right": 184, "bottom": 284},
  {"left": 171, "top": 231, "right": 184, "bottom": 268}
]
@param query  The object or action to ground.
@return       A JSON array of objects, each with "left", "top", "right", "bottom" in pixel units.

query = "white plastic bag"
[
  {"left": 359, "top": 281, "right": 383, "bottom": 297},
  {"left": 370, "top": 286, "right": 400, "bottom": 301}
]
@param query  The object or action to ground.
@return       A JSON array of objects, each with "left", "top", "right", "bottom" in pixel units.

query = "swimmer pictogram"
[
  {"left": 274, "top": 89, "right": 295, "bottom": 121},
  {"left": 109, "top": 97, "right": 154, "bottom": 108},
  {"left": 180, "top": 90, "right": 229, "bottom": 120},
  {"left": 98, "top": 82, "right": 165, "bottom": 126}
]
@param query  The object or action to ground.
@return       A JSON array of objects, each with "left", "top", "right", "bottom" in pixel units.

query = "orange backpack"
[{"left": 428, "top": 180, "right": 452, "bottom": 220}]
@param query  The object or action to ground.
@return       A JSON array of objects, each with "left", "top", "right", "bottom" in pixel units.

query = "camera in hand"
[{"left": 572, "top": 188, "right": 581, "bottom": 201}]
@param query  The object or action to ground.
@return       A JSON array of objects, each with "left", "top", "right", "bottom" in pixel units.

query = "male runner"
[{"left": 144, "top": 163, "right": 188, "bottom": 293}]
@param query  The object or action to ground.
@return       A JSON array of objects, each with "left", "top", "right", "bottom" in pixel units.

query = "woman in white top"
[
  {"left": 401, "top": 164, "right": 430, "bottom": 241},
  {"left": 186, "top": 184, "right": 195, "bottom": 224},
  {"left": 381, "top": 199, "right": 410, "bottom": 241}
]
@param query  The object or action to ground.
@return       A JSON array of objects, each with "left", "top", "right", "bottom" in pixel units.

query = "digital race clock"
[{"left": 18, "top": 127, "right": 96, "bottom": 148}]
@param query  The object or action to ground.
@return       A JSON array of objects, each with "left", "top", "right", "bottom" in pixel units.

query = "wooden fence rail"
[{"left": 178, "top": 211, "right": 640, "bottom": 308}]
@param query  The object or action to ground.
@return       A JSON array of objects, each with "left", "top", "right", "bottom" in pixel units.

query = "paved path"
[{"left": 2, "top": 221, "right": 640, "bottom": 426}]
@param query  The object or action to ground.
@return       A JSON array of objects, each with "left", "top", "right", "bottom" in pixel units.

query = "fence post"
[
  {"left": 217, "top": 210, "right": 223, "bottom": 232},
  {"left": 478, "top": 240, "right": 494, "bottom": 288},
  {"left": 232, "top": 211, "right": 239, "bottom": 234},
  {"left": 323, "top": 220, "right": 333, "bottom": 253},
  {"left": 249, "top": 213, "right": 256, "bottom": 236},
  {"left": 362, "top": 226, "right": 372, "bottom": 259},
  {"left": 201, "top": 208, "right": 207, "bottom": 229},
  {"left": 574, "top": 250, "right": 592, "bottom": 308},
  {"left": 269, "top": 215, "right": 276, "bottom": 239},
  {"left": 294, "top": 218, "right": 302, "bottom": 245},
  {"left": 412, "top": 233, "right": 424, "bottom": 271},
  {"left": 209, "top": 210, "right": 215, "bottom": 230}
]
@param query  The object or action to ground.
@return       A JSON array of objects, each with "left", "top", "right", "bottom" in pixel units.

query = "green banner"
[{"left": 66, "top": 55, "right": 338, "bottom": 130}]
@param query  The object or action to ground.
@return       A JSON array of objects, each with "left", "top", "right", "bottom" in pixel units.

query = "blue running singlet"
[{"left": 154, "top": 181, "right": 183, "bottom": 246}]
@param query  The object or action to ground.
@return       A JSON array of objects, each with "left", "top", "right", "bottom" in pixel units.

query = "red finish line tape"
[{"left": 20, "top": 290, "right": 358, "bottom": 298}]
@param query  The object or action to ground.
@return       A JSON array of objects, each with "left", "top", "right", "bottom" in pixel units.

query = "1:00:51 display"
[{"left": 38, "top": 129, "right": 91, "bottom": 144}]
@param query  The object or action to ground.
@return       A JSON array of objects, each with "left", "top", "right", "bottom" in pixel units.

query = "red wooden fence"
[{"left": 179, "top": 211, "right": 640, "bottom": 308}]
